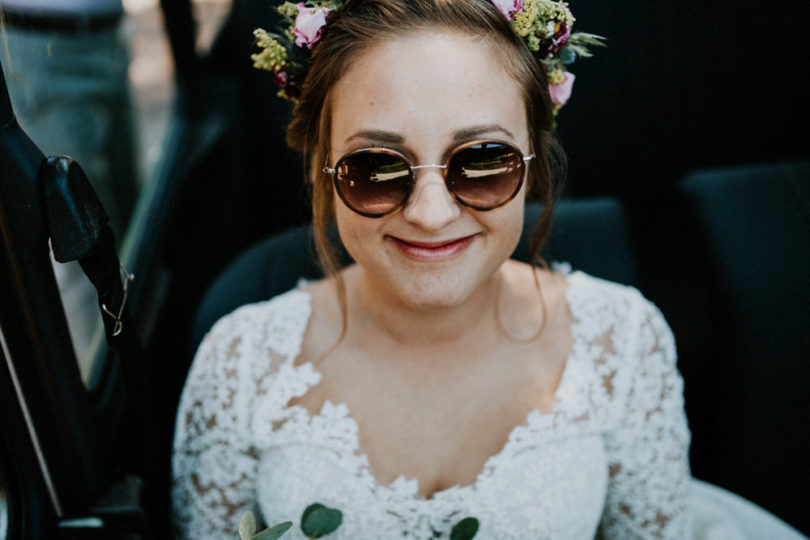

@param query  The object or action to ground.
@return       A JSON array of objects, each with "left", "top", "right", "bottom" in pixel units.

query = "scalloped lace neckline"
[{"left": 277, "top": 270, "right": 583, "bottom": 502}]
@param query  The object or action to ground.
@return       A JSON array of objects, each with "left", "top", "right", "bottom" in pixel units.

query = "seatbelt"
[{"left": 40, "top": 155, "right": 155, "bottom": 538}]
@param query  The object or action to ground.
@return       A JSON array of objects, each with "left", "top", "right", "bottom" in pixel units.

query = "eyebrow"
[
  {"left": 344, "top": 124, "right": 515, "bottom": 145},
  {"left": 452, "top": 124, "right": 515, "bottom": 141},
  {"left": 345, "top": 130, "right": 404, "bottom": 144}
]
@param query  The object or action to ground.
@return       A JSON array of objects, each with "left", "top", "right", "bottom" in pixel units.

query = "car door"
[{"left": 1, "top": 0, "right": 309, "bottom": 534}]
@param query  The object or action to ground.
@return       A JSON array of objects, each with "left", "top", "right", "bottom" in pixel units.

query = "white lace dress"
[{"left": 172, "top": 270, "right": 692, "bottom": 539}]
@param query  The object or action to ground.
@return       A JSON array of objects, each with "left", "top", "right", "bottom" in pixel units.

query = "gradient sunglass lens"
[
  {"left": 335, "top": 150, "right": 412, "bottom": 217},
  {"left": 447, "top": 142, "right": 524, "bottom": 210}
]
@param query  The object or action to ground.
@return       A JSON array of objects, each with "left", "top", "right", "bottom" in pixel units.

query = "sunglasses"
[{"left": 323, "top": 140, "right": 535, "bottom": 218}]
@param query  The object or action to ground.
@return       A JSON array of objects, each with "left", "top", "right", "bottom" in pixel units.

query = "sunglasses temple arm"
[{"left": 322, "top": 153, "right": 336, "bottom": 175}]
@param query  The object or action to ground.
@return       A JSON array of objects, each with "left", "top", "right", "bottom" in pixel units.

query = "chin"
[{"left": 389, "top": 271, "right": 481, "bottom": 311}]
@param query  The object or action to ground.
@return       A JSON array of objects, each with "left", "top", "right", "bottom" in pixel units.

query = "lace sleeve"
[
  {"left": 171, "top": 313, "right": 260, "bottom": 540},
  {"left": 599, "top": 299, "right": 692, "bottom": 539}
]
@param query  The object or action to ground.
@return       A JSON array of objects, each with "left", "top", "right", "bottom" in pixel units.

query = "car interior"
[{"left": 0, "top": 0, "right": 808, "bottom": 538}]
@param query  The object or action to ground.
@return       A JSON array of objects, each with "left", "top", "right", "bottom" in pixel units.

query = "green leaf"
[
  {"left": 251, "top": 521, "right": 293, "bottom": 540},
  {"left": 567, "top": 44, "right": 593, "bottom": 58},
  {"left": 571, "top": 32, "right": 608, "bottom": 47},
  {"left": 450, "top": 517, "right": 479, "bottom": 540},
  {"left": 268, "top": 31, "right": 293, "bottom": 48},
  {"left": 300, "top": 504, "right": 326, "bottom": 527},
  {"left": 559, "top": 46, "right": 577, "bottom": 64},
  {"left": 239, "top": 511, "right": 257, "bottom": 540},
  {"left": 300, "top": 503, "right": 343, "bottom": 538}
]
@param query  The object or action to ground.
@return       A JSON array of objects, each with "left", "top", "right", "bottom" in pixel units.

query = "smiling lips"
[{"left": 388, "top": 234, "right": 477, "bottom": 260}]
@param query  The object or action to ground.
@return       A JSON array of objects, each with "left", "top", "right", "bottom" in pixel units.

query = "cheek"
[
  {"left": 334, "top": 202, "right": 353, "bottom": 247},
  {"left": 502, "top": 204, "right": 525, "bottom": 253},
  {"left": 472, "top": 197, "right": 525, "bottom": 272},
  {"left": 334, "top": 202, "right": 375, "bottom": 262},
  {"left": 498, "top": 186, "right": 527, "bottom": 246},
  {"left": 491, "top": 197, "right": 527, "bottom": 264}
]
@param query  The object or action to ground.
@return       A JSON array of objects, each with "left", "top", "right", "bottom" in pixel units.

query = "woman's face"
[{"left": 330, "top": 30, "right": 529, "bottom": 310}]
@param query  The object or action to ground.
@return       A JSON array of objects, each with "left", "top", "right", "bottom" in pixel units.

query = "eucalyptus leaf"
[
  {"left": 239, "top": 511, "right": 258, "bottom": 540},
  {"left": 301, "top": 503, "right": 343, "bottom": 538},
  {"left": 450, "top": 517, "right": 479, "bottom": 540},
  {"left": 251, "top": 521, "right": 293, "bottom": 540},
  {"left": 300, "top": 503, "right": 326, "bottom": 526},
  {"left": 559, "top": 46, "right": 577, "bottom": 64}
]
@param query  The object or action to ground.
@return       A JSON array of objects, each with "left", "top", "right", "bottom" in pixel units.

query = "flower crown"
[{"left": 251, "top": 0, "right": 605, "bottom": 116}]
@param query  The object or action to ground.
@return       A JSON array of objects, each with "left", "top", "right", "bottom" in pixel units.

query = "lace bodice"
[{"left": 172, "top": 270, "right": 692, "bottom": 539}]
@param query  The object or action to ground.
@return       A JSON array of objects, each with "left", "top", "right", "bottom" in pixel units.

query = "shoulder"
[
  {"left": 182, "top": 286, "right": 314, "bottom": 406},
  {"left": 197, "top": 285, "right": 313, "bottom": 362},
  {"left": 564, "top": 270, "right": 677, "bottom": 382},
  {"left": 565, "top": 269, "right": 668, "bottom": 336},
  {"left": 206, "top": 285, "right": 312, "bottom": 334},
  {"left": 560, "top": 273, "right": 688, "bottom": 448},
  {"left": 565, "top": 269, "right": 646, "bottom": 308},
  {"left": 177, "top": 286, "right": 314, "bottom": 436}
]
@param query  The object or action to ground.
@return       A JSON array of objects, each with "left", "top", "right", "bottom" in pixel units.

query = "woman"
[{"left": 172, "top": 0, "right": 691, "bottom": 538}]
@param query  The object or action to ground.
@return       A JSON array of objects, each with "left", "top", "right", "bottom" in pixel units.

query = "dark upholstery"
[{"left": 676, "top": 162, "right": 810, "bottom": 533}]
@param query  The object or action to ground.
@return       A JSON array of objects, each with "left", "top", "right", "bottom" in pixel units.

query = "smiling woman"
[
  {"left": 171, "top": 1, "right": 690, "bottom": 539},
  {"left": 328, "top": 30, "right": 532, "bottom": 311}
]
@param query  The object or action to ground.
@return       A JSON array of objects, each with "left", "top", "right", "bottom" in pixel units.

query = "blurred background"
[
  {"left": 0, "top": 0, "right": 808, "bottom": 538},
  {"left": 123, "top": 0, "right": 229, "bottom": 192}
]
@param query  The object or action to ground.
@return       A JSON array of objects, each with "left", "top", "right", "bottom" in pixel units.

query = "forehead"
[{"left": 329, "top": 30, "right": 527, "bottom": 151}]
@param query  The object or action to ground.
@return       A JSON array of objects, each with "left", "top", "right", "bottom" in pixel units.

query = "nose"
[{"left": 402, "top": 167, "right": 461, "bottom": 231}]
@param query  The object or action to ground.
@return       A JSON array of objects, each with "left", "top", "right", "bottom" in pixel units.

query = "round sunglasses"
[{"left": 323, "top": 140, "right": 535, "bottom": 218}]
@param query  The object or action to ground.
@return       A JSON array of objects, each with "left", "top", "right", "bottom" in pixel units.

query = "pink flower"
[
  {"left": 548, "top": 72, "right": 576, "bottom": 106},
  {"left": 491, "top": 0, "right": 523, "bottom": 21},
  {"left": 273, "top": 70, "right": 288, "bottom": 88},
  {"left": 293, "top": 2, "right": 330, "bottom": 49}
]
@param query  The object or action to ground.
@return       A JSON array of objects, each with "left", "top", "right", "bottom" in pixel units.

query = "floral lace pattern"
[{"left": 172, "top": 271, "right": 691, "bottom": 539}]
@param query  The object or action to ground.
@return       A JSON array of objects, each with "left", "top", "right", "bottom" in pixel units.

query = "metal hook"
[{"left": 101, "top": 262, "right": 134, "bottom": 337}]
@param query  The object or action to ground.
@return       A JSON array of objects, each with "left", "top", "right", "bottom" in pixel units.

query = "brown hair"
[{"left": 286, "top": 0, "right": 565, "bottom": 327}]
